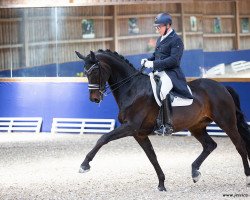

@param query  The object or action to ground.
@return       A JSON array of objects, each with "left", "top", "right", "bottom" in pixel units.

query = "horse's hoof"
[
  {"left": 192, "top": 170, "right": 201, "bottom": 183},
  {"left": 79, "top": 165, "right": 90, "bottom": 173},
  {"left": 158, "top": 185, "right": 167, "bottom": 191},
  {"left": 247, "top": 176, "right": 250, "bottom": 187}
]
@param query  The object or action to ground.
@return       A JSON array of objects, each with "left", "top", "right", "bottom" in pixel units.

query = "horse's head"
[{"left": 75, "top": 50, "right": 109, "bottom": 103}]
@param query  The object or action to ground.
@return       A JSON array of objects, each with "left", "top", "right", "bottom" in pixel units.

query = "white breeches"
[{"left": 155, "top": 71, "right": 173, "bottom": 101}]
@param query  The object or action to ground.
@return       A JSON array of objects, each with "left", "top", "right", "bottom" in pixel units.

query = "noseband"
[{"left": 85, "top": 63, "right": 104, "bottom": 92}]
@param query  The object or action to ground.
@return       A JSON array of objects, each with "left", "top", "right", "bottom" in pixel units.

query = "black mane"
[{"left": 97, "top": 49, "right": 134, "bottom": 69}]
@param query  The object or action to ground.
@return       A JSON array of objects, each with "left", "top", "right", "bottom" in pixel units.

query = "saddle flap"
[
  {"left": 153, "top": 75, "right": 162, "bottom": 102},
  {"left": 149, "top": 72, "right": 193, "bottom": 107}
]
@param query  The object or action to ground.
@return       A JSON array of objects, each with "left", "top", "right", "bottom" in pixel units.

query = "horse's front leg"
[
  {"left": 79, "top": 124, "right": 135, "bottom": 173},
  {"left": 134, "top": 135, "right": 166, "bottom": 191}
]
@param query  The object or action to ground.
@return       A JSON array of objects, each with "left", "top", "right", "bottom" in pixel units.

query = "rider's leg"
[
  {"left": 154, "top": 71, "right": 173, "bottom": 135},
  {"left": 154, "top": 94, "right": 174, "bottom": 135},
  {"left": 158, "top": 71, "right": 173, "bottom": 101},
  {"left": 164, "top": 94, "right": 173, "bottom": 130}
]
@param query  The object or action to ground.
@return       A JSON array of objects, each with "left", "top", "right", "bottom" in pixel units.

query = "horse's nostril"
[
  {"left": 94, "top": 98, "right": 100, "bottom": 103},
  {"left": 90, "top": 95, "right": 100, "bottom": 103}
]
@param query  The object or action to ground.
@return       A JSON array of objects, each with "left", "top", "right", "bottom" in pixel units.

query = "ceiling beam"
[{"left": 0, "top": 0, "right": 194, "bottom": 8}]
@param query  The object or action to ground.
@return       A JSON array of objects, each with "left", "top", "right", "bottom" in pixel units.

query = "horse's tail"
[{"left": 226, "top": 86, "right": 250, "bottom": 158}]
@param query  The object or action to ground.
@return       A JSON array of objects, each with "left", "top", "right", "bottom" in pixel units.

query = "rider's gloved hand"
[
  {"left": 141, "top": 58, "right": 148, "bottom": 66},
  {"left": 153, "top": 71, "right": 159, "bottom": 75},
  {"left": 144, "top": 61, "right": 154, "bottom": 68}
]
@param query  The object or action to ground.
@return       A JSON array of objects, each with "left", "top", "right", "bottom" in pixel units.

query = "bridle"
[
  {"left": 85, "top": 62, "right": 102, "bottom": 91},
  {"left": 85, "top": 61, "right": 145, "bottom": 97}
]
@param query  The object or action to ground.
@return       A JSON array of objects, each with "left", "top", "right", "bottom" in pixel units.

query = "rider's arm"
[
  {"left": 153, "top": 38, "right": 183, "bottom": 72},
  {"left": 147, "top": 53, "right": 155, "bottom": 61}
]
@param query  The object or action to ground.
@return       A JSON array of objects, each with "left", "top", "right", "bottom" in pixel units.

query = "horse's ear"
[
  {"left": 90, "top": 51, "right": 97, "bottom": 62},
  {"left": 75, "top": 51, "right": 86, "bottom": 60}
]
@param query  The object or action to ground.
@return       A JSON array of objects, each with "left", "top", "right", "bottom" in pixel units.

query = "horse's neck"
[
  {"left": 98, "top": 54, "right": 137, "bottom": 86},
  {"left": 110, "top": 66, "right": 136, "bottom": 85},
  {"left": 99, "top": 54, "right": 145, "bottom": 108}
]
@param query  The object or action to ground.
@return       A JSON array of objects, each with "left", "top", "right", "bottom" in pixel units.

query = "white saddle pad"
[{"left": 149, "top": 72, "right": 193, "bottom": 107}]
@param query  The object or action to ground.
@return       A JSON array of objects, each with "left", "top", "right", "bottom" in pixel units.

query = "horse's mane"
[{"left": 97, "top": 49, "right": 135, "bottom": 69}]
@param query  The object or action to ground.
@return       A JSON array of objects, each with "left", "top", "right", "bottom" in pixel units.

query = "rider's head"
[{"left": 154, "top": 13, "right": 172, "bottom": 36}]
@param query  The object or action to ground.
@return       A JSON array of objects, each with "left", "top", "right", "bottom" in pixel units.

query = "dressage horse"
[{"left": 75, "top": 49, "right": 250, "bottom": 191}]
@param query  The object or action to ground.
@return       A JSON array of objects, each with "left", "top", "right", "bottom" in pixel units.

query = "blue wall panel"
[
  {"left": 181, "top": 49, "right": 204, "bottom": 77},
  {"left": 0, "top": 82, "right": 118, "bottom": 132},
  {"left": 204, "top": 49, "right": 250, "bottom": 67},
  {"left": 0, "top": 61, "right": 83, "bottom": 77},
  {"left": 221, "top": 82, "right": 250, "bottom": 122},
  {"left": 0, "top": 49, "right": 249, "bottom": 78},
  {"left": 0, "top": 49, "right": 250, "bottom": 77},
  {"left": 1, "top": 49, "right": 250, "bottom": 132},
  {"left": 0, "top": 81, "right": 249, "bottom": 132}
]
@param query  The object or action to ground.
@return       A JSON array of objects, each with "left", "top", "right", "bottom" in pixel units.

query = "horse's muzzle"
[
  {"left": 90, "top": 91, "right": 102, "bottom": 103},
  {"left": 91, "top": 97, "right": 100, "bottom": 103}
]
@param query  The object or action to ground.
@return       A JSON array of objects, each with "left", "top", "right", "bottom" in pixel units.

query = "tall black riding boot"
[{"left": 154, "top": 94, "right": 173, "bottom": 136}]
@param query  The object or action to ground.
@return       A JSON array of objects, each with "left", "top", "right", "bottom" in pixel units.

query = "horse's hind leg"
[
  {"left": 190, "top": 127, "right": 217, "bottom": 183},
  {"left": 217, "top": 123, "right": 250, "bottom": 186},
  {"left": 134, "top": 136, "right": 166, "bottom": 191}
]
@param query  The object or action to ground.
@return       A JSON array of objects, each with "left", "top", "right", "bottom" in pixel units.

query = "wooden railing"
[{"left": 0, "top": 0, "right": 193, "bottom": 8}]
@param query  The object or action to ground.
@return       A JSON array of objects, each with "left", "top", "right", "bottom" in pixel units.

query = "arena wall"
[
  {"left": 0, "top": 1, "right": 250, "bottom": 132},
  {"left": 1, "top": 49, "right": 250, "bottom": 132},
  {"left": 0, "top": 80, "right": 249, "bottom": 132}
]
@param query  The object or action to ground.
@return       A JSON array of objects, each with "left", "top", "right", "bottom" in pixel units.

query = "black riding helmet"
[{"left": 154, "top": 13, "right": 172, "bottom": 26}]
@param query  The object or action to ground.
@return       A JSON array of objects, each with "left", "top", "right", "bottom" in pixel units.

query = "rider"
[{"left": 141, "top": 12, "right": 193, "bottom": 135}]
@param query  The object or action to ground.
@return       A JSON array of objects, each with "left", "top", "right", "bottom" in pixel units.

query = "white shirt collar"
[{"left": 160, "top": 28, "right": 173, "bottom": 42}]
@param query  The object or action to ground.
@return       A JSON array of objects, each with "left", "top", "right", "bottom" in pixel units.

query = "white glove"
[
  {"left": 141, "top": 58, "right": 148, "bottom": 66},
  {"left": 153, "top": 71, "right": 159, "bottom": 75},
  {"left": 144, "top": 61, "right": 154, "bottom": 68}
]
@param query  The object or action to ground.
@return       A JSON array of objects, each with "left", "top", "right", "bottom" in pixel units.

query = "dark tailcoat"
[{"left": 148, "top": 30, "right": 193, "bottom": 99}]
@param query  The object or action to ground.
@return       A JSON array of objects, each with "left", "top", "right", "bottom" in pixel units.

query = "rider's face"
[{"left": 155, "top": 24, "right": 170, "bottom": 36}]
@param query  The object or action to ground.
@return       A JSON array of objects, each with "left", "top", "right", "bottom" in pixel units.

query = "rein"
[
  {"left": 103, "top": 68, "right": 144, "bottom": 95},
  {"left": 86, "top": 62, "right": 145, "bottom": 96}
]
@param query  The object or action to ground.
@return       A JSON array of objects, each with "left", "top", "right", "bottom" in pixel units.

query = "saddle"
[{"left": 149, "top": 73, "right": 193, "bottom": 107}]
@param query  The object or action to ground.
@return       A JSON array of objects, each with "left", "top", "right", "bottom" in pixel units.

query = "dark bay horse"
[{"left": 75, "top": 49, "right": 250, "bottom": 191}]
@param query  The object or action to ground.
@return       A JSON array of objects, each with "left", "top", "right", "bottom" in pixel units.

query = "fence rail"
[
  {"left": 175, "top": 122, "right": 250, "bottom": 137},
  {"left": 0, "top": 117, "right": 249, "bottom": 136},
  {"left": 0, "top": 117, "right": 42, "bottom": 133},
  {"left": 51, "top": 118, "right": 115, "bottom": 134}
]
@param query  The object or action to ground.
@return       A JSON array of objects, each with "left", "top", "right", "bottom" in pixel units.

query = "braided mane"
[{"left": 97, "top": 49, "right": 134, "bottom": 68}]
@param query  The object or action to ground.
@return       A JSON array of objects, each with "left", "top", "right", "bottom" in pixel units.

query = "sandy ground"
[{"left": 0, "top": 133, "right": 249, "bottom": 200}]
